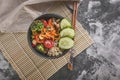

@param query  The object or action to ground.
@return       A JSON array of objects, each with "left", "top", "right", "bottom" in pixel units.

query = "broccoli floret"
[{"left": 36, "top": 44, "right": 45, "bottom": 52}]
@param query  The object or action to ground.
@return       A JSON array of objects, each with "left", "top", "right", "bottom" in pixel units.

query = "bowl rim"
[{"left": 27, "top": 13, "right": 69, "bottom": 59}]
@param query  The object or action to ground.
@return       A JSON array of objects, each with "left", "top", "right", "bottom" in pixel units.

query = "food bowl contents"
[
  {"left": 30, "top": 18, "right": 75, "bottom": 57},
  {"left": 48, "top": 46, "right": 62, "bottom": 56}
]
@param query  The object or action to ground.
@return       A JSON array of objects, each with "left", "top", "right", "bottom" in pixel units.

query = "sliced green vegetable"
[
  {"left": 60, "top": 18, "right": 72, "bottom": 29},
  {"left": 59, "top": 37, "right": 74, "bottom": 49},
  {"left": 60, "top": 28, "right": 75, "bottom": 38},
  {"left": 31, "top": 20, "right": 44, "bottom": 32}
]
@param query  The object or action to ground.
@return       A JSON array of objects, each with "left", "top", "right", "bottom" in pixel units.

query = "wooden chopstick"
[{"left": 72, "top": 1, "right": 78, "bottom": 30}]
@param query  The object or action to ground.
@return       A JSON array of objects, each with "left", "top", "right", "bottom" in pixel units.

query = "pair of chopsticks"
[{"left": 67, "top": 1, "right": 78, "bottom": 71}]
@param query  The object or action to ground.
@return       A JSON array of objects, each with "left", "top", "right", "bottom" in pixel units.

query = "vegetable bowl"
[{"left": 27, "top": 14, "right": 75, "bottom": 58}]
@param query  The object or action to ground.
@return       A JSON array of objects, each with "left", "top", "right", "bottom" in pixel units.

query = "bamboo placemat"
[{"left": 0, "top": 2, "right": 93, "bottom": 80}]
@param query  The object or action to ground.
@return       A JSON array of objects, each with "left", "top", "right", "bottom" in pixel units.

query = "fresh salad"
[{"left": 31, "top": 17, "right": 75, "bottom": 56}]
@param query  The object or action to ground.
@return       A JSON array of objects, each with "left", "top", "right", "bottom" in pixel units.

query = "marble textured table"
[{"left": 0, "top": 0, "right": 120, "bottom": 80}]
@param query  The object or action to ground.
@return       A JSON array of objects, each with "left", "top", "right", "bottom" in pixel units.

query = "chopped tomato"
[
  {"left": 32, "top": 43, "right": 36, "bottom": 47},
  {"left": 44, "top": 40, "right": 54, "bottom": 48},
  {"left": 41, "top": 19, "right": 48, "bottom": 27}
]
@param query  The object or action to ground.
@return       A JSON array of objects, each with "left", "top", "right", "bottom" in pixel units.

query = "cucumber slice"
[
  {"left": 60, "top": 19, "right": 71, "bottom": 29},
  {"left": 60, "top": 28, "right": 75, "bottom": 38},
  {"left": 59, "top": 37, "right": 74, "bottom": 49}
]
